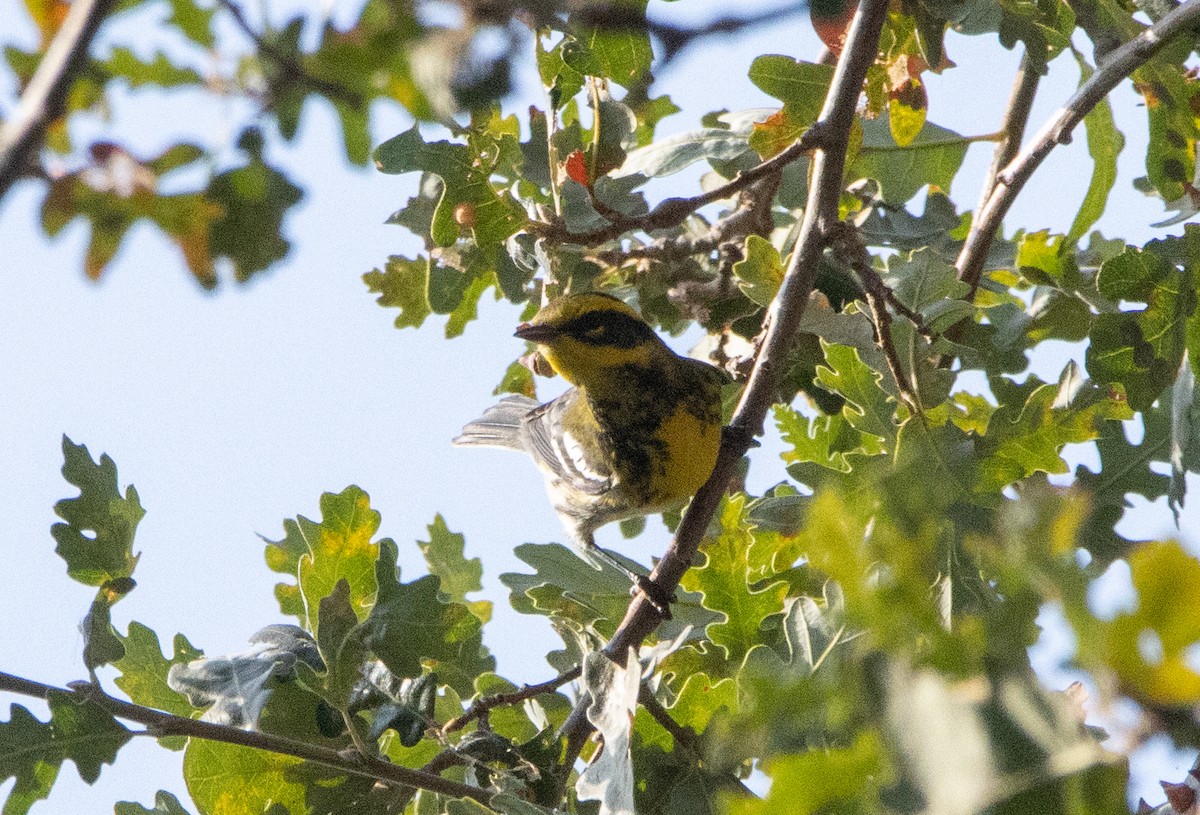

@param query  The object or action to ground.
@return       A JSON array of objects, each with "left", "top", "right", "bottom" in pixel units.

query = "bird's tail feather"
[{"left": 452, "top": 395, "right": 539, "bottom": 451}]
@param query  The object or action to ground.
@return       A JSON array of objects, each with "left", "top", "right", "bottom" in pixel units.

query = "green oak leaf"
[
  {"left": 726, "top": 731, "right": 887, "bottom": 815},
  {"left": 848, "top": 116, "right": 969, "bottom": 205},
  {"left": 206, "top": 129, "right": 304, "bottom": 284},
  {"left": 502, "top": 542, "right": 639, "bottom": 630},
  {"left": 100, "top": 48, "right": 202, "bottom": 88},
  {"left": 977, "top": 364, "right": 1134, "bottom": 493},
  {"left": 82, "top": 592, "right": 127, "bottom": 673},
  {"left": 618, "top": 128, "right": 750, "bottom": 180},
  {"left": 815, "top": 342, "right": 897, "bottom": 443},
  {"left": 775, "top": 404, "right": 886, "bottom": 477},
  {"left": 361, "top": 539, "right": 488, "bottom": 681},
  {"left": 561, "top": 4, "right": 653, "bottom": 88},
  {"left": 364, "top": 255, "right": 432, "bottom": 330},
  {"left": 312, "top": 579, "right": 368, "bottom": 706},
  {"left": 373, "top": 125, "right": 526, "bottom": 247},
  {"left": 1133, "top": 58, "right": 1200, "bottom": 207},
  {"left": 418, "top": 514, "right": 491, "bottom": 623},
  {"left": 263, "top": 486, "right": 384, "bottom": 632},
  {"left": 1086, "top": 244, "right": 1194, "bottom": 411},
  {"left": 0, "top": 705, "right": 60, "bottom": 815},
  {"left": 114, "top": 622, "right": 202, "bottom": 749},
  {"left": 45, "top": 692, "right": 132, "bottom": 783},
  {"left": 182, "top": 740, "right": 310, "bottom": 815},
  {"left": 1169, "top": 357, "right": 1200, "bottom": 516},
  {"left": 1067, "top": 52, "right": 1124, "bottom": 248},
  {"left": 536, "top": 35, "right": 585, "bottom": 110},
  {"left": 882, "top": 249, "right": 972, "bottom": 333},
  {"left": 52, "top": 436, "right": 143, "bottom": 586},
  {"left": 680, "top": 496, "right": 789, "bottom": 663},
  {"left": 732, "top": 235, "right": 785, "bottom": 308},
  {"left": 748, "top": 55, "right": 833, "bottom": 127},
  {"left": 115, "top": 790, "right": 194, "bottom": 815}
]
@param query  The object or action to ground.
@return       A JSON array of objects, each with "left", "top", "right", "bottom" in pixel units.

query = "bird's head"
[{"left": 515, "top": 293, "right": 668, "bottom": 386}]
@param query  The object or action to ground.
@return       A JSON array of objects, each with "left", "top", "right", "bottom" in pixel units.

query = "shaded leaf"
[
  {"left": 361, "top": 539, "right": 489, "bottom": 682},
  {"left": 1086, "top": 245, "right": 1194, "bottom": 411},
  {"left": 0, "top": 705, "right": 61, "bottom": 815},
  {"left": 1067, "top": 52, "right": 1124, "bottom": 248},
  {"left": 617, "top": 129, "right": 749, "bottom": 179},
  {"left": 206, "top": 129, "right": 304, "bottom": 283},
  {"left": 115, "top": 790, "right": 194, "bottom": 815},
  {"left": 849, "top": 116, "right": 969, "bottom": 204}
]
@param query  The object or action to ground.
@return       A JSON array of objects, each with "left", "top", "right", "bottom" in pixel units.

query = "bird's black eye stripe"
[{"left": 562, "top": 310, "right": 656, "bottom": 348}]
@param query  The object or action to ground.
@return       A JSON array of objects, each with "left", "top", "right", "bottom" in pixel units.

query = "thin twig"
[
  {"left": 0, "top": 0, "right": 117, "bottom": 199},
  {"left": 217, "top": 0, "right": 364, "bottom": 108},
  {"left": 956, "top": 0, "right": 1200, "bottom": 297},
  {"left": 635, "top": 687, "right": 756, "bottom": 798},
  {"left": 0, "top": 670, "right": 495, "bottom": 805},
  {"left": 646, "top": 2, "right": 812, "bottom": 64},
  {"left": 441, "top": 666, "right": 581, "bottom": 735},
  {"left": 973, "top": 52, "right": 1041, "bottom": 220},
  {"left": 532, "top": 123, "right": 831, "bottom": 246},
  {"left": 828, "top": 222, "right": 922, "bottom": 412},
  {"left": 553, "top": 0, "right": 891, "bottom": 793}
]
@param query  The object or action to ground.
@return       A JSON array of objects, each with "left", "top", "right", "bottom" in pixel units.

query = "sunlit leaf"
[{"left": 263, "top": 486, "right": 383, "bottom": 631}]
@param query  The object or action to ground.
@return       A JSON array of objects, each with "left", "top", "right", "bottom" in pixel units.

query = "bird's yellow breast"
[{"left": 647, "top": 404, "right": 722, "bottom": 506}]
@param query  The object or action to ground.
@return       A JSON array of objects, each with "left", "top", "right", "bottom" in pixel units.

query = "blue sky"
[{"left": 1, "top": 0, "right": 1197, "bottom": 810}]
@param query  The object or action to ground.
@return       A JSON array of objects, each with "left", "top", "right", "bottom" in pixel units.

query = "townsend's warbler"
[{"left": 454, "top": 293, "right": 726, "bottom": 596}]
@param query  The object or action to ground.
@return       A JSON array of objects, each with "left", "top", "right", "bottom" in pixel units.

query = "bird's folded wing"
[{"left": 523, "top": 395, "right": 613, "bottom": 497}]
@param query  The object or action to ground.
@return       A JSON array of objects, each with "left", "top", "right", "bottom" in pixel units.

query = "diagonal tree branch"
[
  {"left": 972, "top": 50, "right": 1041, "bottom": 224},
  {"left": 553, "top": 0, "right": 891, "bottom": 788},
  {"left": 0, "top": 0, "right": 117, "bottom": 199},
  {"left": 955, "top": 0, "right": 1200, "bottom": 297},
  {"left": 0, "top": 670, "right": 495, "bottom": 806}
]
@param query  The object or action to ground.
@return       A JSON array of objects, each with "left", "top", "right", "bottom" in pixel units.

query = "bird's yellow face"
[{"left": 515, "top": 293, "right": 666, "bottom": 387}]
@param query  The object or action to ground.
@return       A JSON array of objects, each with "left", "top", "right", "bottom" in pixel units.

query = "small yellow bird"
[{"left": 454, "top": 292, "right": 726, "bottom": 600}]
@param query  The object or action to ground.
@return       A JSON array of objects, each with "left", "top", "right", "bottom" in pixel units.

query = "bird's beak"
[{"left": 514, "top": 323, "right": 561, "bottom": 343}]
